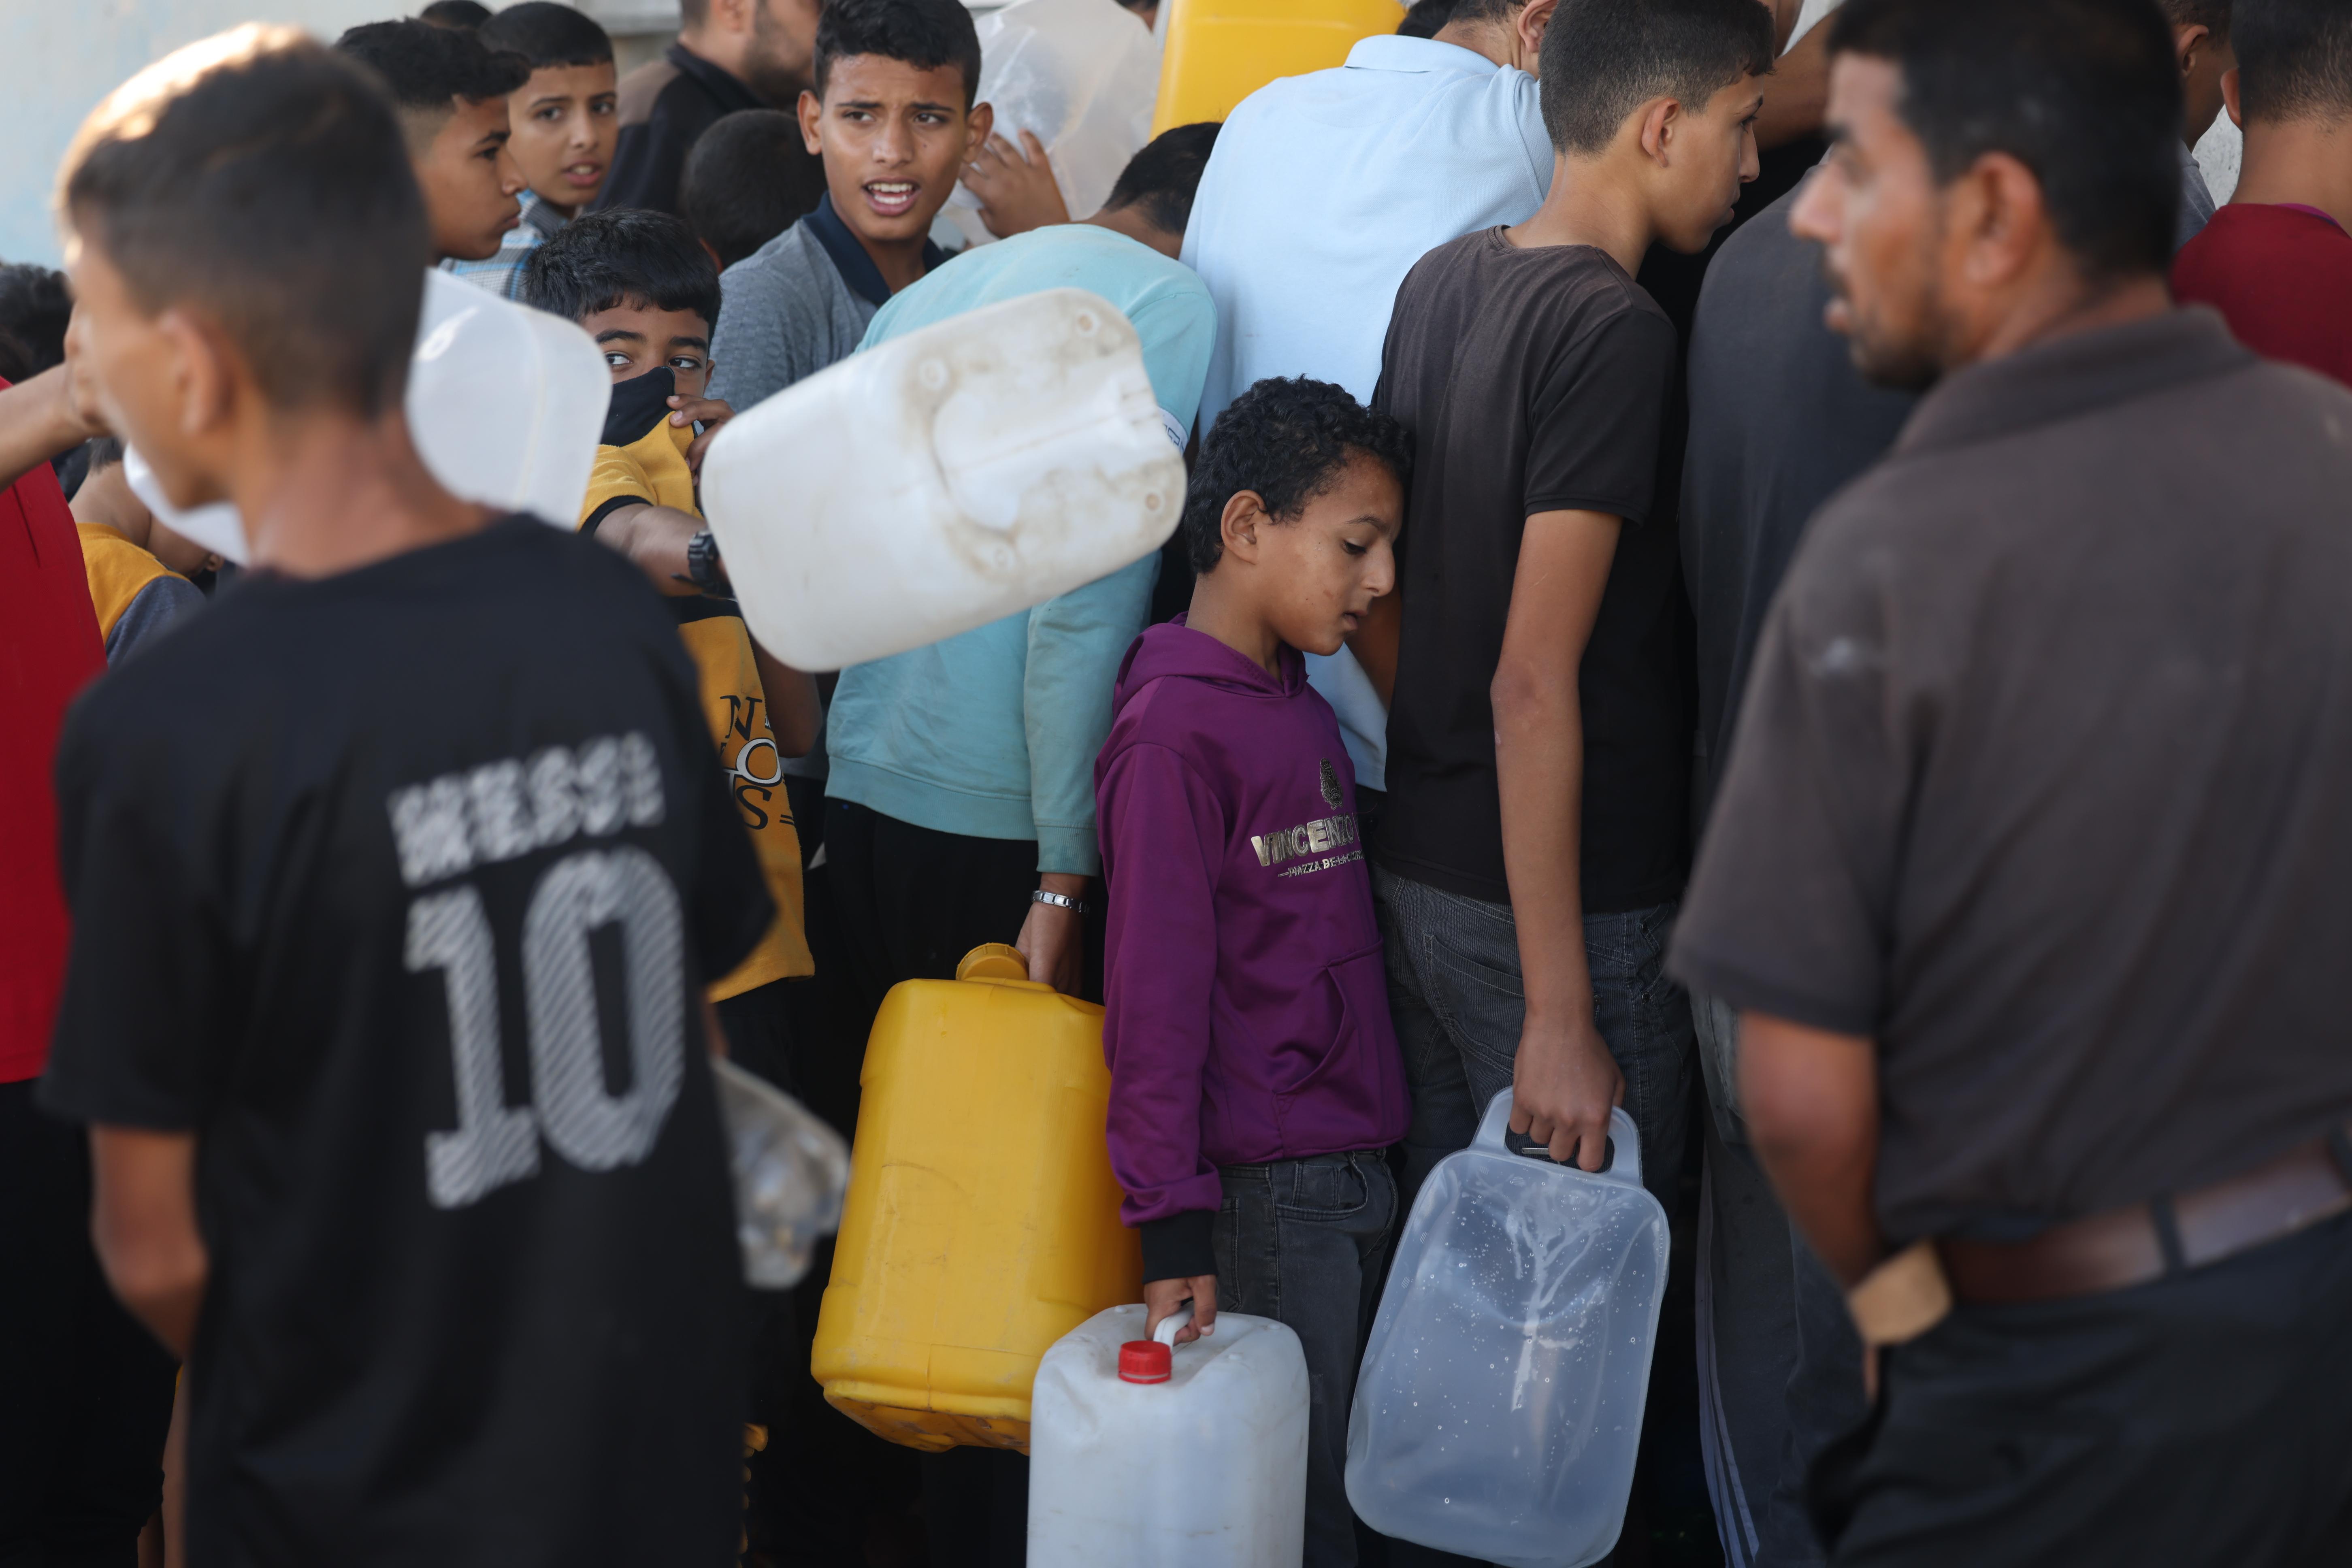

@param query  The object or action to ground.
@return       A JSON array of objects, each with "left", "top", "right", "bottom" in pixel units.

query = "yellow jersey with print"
[
  {"left": 581, "top": 370, "right": 812, "bottom": 996},
  {"left": 77, "top": 521, "right": 203, "bottom": 665}
]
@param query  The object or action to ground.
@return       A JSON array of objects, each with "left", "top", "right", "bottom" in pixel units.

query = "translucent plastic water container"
[
  {"left": 1346, "top": 1094, "right": 1668, "bottom": 1568},
  {"left": 812, "top": 946, "right": 1141, "bottom": 1452},
  {"left": 701, "top": 287, "right": 1185, "bottom": 673},
  {"left": 1029, "top": 1305, "right": 1308, "bottom": 1566},
  {"left": 124, "top": 268, "right": 609, "bottom": 565}
]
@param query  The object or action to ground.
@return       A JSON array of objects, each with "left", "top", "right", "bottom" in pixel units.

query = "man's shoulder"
[{"left": 616, "top": 55, "right": 682, "bottom": 124}]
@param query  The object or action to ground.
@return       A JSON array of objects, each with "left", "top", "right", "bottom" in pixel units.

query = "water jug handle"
[
  {"left": 1474, "top": 1090, "right": 1646, "bottom": 1188},
  {"left": 957, "top": 944, "right": 1031, "bottom": 984},
  {"left": 1150, "top": 1303, "right": 1194, "bottom": 1347}
]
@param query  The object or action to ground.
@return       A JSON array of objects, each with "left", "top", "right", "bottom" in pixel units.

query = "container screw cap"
[{"left": 1118, "top": 1341, "right": 1172, "bottom": 1384}]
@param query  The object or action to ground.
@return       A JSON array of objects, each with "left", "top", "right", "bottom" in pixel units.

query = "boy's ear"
[
  {"left": 1515, "top": 0, "right": 1559, "bottom": 59},
  {"left": 2221, "top": 66, "right": 2242, "bottom": 130},
  {"left": 966, "top": 100, "right": 995, "bottom": 157},
  {"left": 1220, "top": 490, "right": 1267, "bottom": 565},
  {"left": 798, "top": 87, "right": 823, "bottom": 155},
  {"left": 158, "top": 307, "right": 239, "bottom": 445},
  {"left": 1637, "top": 97, "right": 1682, "bottom": 165}
]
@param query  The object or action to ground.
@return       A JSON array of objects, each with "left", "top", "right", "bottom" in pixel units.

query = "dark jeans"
[
  {"left": 1815, "top": 1208, "right": 2352, "bottom": 1566},
  {"left": 1692, "top": 995, "right": 1865, "bottom": 1568},
  {"left": 1214, "top": 1152, "right": 1398, "bottom": 1568},
  {"left": 1374, "top": 867, "right": 1692, "bottom": 1222},
  {"left": 0, "top": 1080, "right": 178, "bottom": 1568}
]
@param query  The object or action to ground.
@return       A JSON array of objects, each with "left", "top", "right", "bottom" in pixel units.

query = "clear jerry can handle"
[
  {"left": 1474, "top": 1088, "right": 1643, "bottom": 1189},
  {"left": 957, "top": 943, "right": 1032, "bottom": 984}
]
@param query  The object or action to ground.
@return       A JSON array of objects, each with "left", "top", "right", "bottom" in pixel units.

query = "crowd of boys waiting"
[{"left": 4, "top": 0, "right": 2352, "bottom": 1566}]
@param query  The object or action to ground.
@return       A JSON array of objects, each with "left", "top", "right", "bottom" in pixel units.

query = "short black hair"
[
  {"left": 337, "top": 18, "right": 531, "bottom": 115},
  {"left": 681, "top": 111, "right": 829, "bottom": 269},
  {"left": 420, "top": 1, "right": 493, "bottom": 28},
  {"left": 1103, "top": 123, "right": 1220, "bottom": 236},
  {"left": 2233, "top": 0, "right": 2352, "bottom": 123},
  {"left": 1399, "top": 0, "right": 1460, "bottom": 39},
  {"left": 1539, "top": 0, "right": 1775, "bottom": 156},
  {"left": 1444, "top": 0, "right": 1525, "bottom": 25},
  {"left": 814, "top": 0, "right": 983, "bottom": 107},
  {"left": 85, "top": 434, "right": 127, "bottom": 474},
  {"left": 477, "top": 2, "right": 613, "bottom": 68},
  {"left": 0, "top": 264, "right": 72, "bottom": 377},
  {"left": 1829, "top": 0, "right": 2181, "bottom": 283},
  {"left": 62, "top": 26, "right": 428, "bottom": 418},
  {"left": 2158, "top": 0, "right": 2234, "bottom": 40},
  {"left": 1183, "top": 377, "right": 1412, "bottom": 575},
  {"left": 0, "top": 328, "right": 35, "bottom": 386},
  {"left": 523, "top": 208, "right": 722, "bottom": 330}
]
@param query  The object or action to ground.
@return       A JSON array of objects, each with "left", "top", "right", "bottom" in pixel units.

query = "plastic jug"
[
  {"left": 938, "top": 0, "right": 1161, "bottom": 251},
  {"left": 712, "top": 1057, "right": 850, "bottom": 1289},
  {"left": 124, "top": 268, "right": 609, "bottom": 564},
  {"left": 1029, "top": 1305, "right": 1308, "bottom": 1566},
  {"left": 701, "top": 287, "right": 1184, "bottom": 673},
  {"left": 812, "top": 945, "right": 1142, "bottom": 1452},
  {"left": 1346, "top": 1093, "right": 1668, "bottom": 1568},
  {"left": 1150, "top": 0, "right": 1405, "bottom": 134}
]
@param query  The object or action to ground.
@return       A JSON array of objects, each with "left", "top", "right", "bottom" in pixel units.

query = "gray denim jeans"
[
  {"left": 1373, "top": 865, "right": 1693, "bottom": 1227},
  {"left": 1214, "top": 1150, "right": 1398, "bottom": 1568}
]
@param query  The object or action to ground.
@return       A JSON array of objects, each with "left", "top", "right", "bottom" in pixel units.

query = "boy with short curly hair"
[{"left": 1096, "top": 375, "right": 1414, "bottom": 1568}]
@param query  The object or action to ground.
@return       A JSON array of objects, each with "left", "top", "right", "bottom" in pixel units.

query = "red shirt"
[
  {"left": 0, "top": 410, "right": 104, "bottom": 1082},
  {"left": 2173, "top": 202, "right": 2352, "bottom": 388}
]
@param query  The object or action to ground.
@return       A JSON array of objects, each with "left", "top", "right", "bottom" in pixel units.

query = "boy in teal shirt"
[{"left": 822, "top": 122, "right": 1221, "bottom": 1003}]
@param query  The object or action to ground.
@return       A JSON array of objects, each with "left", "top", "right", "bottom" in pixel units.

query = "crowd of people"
[{"left": 4, "top": 0, "right": 2352, "bottom": 1566}]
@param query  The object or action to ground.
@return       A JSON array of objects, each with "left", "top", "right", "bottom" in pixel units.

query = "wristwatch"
[
  {"left": 685, "top": 529, "right": 730, "bottom": 595},
  {"left": 1031, "top": 888, "right": 1090, "bottom": 915}
]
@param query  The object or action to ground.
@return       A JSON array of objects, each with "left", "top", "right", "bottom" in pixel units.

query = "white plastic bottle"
[
  {"left": 1346, "top": 1094, "right": 1669, "bottom": 1568},
  {"left": 700, "top": 287, "right": 1186, "bottom": 673},
  {"left": 1027, "top": 1305, "right": 1309, "bottom": 1566}
]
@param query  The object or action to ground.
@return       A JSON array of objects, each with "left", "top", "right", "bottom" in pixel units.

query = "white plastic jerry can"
[
  {"left": 1028, "top": 1305, "right": 1309, "bottom": 1567},
  {"left": 1346, "top": 1094, "right": 1669, "bottom": 1568},
  {"left": 700, "top": 287, "right": 1187, "bottom": 673}
]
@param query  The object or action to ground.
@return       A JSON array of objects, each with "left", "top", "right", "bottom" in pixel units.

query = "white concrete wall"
[{"left": 0, "top": 0, "right": 681, "bottom": 272}]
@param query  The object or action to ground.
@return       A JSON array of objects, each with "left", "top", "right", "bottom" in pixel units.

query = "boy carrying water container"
[{"left": 1096, "top": 376, "right": 1414, "bottom": 1568}]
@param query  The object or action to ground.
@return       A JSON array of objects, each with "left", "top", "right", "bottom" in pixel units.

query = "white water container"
[
  {"left": 700, "top": 286, "right": 1185, "bottom": 673},
  {"left": 1346, "top": 1094, "right": 1668, "bottom": 1568},
  {"left": 124, "top": 268, "right": 609, "bottom": 564},
  {"left": 1028, "top": 1304, "right": 1308, "bottom": 1567}
]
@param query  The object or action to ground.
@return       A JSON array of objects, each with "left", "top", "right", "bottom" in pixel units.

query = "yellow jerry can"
[
  {"left": 812, "top": 944, "right": 1141, "bottom": 1454},
  {"left": 1152, "top": 0, "right": 1407, "bottom": 134}
]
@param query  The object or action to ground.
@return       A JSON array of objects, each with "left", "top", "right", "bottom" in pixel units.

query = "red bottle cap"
[{"left": 1118, "top": 1340, "right": 1172, "bottom": 1384}]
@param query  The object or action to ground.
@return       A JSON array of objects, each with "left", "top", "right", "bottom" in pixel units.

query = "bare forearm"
[
  {"left": 751, "top": 643, "right": 819, "bottom": 758},
  {"left": 594, "top": 503, "right": 701, "bottom": 596},
  {"left": 0, "top": 367, "right": 98, "bottom": 490},
  {"left": 1738, "top": 1011, "right": 1886, "bottom": 1285},
  {"left": 1494, "top": 678, "right": 1592, "bottom": 1021},
  {"left": 89, "top": 1126, "right": 208, "bottom": 1359}
]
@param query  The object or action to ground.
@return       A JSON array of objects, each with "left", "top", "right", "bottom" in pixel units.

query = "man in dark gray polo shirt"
[{"left": 1670, "top": 2, "right": 2352, "bottom": 1564}]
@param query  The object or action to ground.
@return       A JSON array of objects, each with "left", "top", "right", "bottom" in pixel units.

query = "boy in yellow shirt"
[
  {"left": 523, "top": 208, "right": 820, "bottom": 1078},
  {"left": 68, "top": 436, "right": 216, "bottom": 664}
]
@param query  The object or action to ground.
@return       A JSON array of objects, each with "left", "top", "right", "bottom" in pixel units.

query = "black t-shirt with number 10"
[{"left": 40, "top": 516, "right": 774, "bottom": 1568}]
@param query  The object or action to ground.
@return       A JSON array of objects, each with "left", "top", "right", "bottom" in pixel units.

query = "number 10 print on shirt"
[{"left": 388, "top": 731, "right": 689, "bottom": 1209}]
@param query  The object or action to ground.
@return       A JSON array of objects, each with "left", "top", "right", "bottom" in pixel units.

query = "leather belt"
[{"left": 1938, "top": 1125, "right": 2352, "bottom": 1305}]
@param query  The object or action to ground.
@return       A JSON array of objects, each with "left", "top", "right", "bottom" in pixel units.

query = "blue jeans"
[
  {"left": 1214, "top": 1150, "right": 1398, "bottom": 1568},
  {"left": 1374, "top": 866, "right": 1693, "bottom": 1236}
]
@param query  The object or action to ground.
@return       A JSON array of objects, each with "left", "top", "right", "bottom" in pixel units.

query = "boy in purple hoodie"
[{"left": 1096, "top": 376, "right": 1414, "bottom": 1567}]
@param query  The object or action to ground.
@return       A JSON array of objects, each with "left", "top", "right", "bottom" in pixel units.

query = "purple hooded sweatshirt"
[{"left": 1096, "top": 620, "right": 1412, "bottom": 1280}]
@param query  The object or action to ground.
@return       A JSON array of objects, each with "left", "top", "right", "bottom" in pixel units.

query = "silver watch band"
[{"left": 1031, "top": 888, "right": 1090, "bottom": 914}]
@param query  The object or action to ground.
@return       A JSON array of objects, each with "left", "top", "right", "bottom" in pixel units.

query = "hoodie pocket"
[{"left": 1273, "top": 943, "right": 1403, "bottom": 1119}]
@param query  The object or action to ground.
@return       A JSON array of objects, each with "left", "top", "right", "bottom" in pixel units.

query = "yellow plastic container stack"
[
  {"left": 1152, "top": 0, "right": 1408, "bottom": 134},
  {"left": 812, "top": 945, "right": 1140, "bottom": 1454}
]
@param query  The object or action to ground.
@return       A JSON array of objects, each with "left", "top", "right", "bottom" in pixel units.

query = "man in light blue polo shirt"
[
  {"left": 1181, "top": 0, "right": 1556, "bottom": 805},
  {"left": 822, "top": 124, "right": 1221, "bottom": 1021}
]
